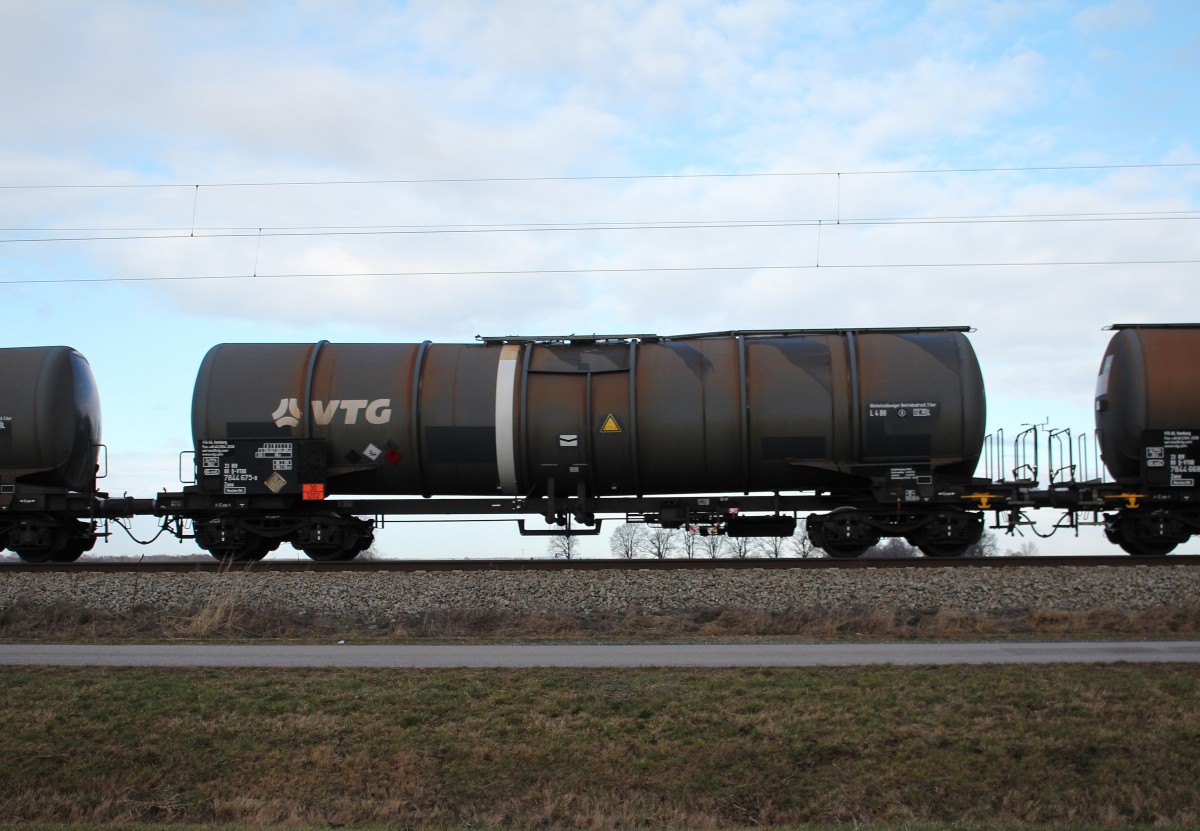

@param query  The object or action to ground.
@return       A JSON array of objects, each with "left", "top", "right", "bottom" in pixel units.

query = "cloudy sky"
[{"left": 3, "top": 0, "right": 1199, "bottom": 557}]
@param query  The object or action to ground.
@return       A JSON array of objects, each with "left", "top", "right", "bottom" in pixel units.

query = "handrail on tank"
[
  {"left": 1083, "top": 429, "right": 1108, "bottom": 484},
  {"left": 1047, "top": 427, "right": 1075, "bottom": 484},
  {"left": 95, "top": 443, "right": 108, "bottom": 480},
  {"left": 1106, "top": 322, "right": 1200, "bottom": 330},
  {"left": 997, "top": 428, "right": 1005, "bottom": 482},
  {"left": 476, "top": 326, "right": 975, "bottom": 344},
  {"left": 1012, "top": 425, "right": 1039, "bottom": 484},
  {"left": 178, "top": 450, "right": 196, "bottom": 485},
  {"left": 476, "top": 334, "right": 657, "bottom": 344},
  {"left": 982, "top": 428, "right": 1005, "bottom": 482}
]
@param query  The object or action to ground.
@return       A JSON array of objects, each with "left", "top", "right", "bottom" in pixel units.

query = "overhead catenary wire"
[
  {"left": 3, "top": 259, "right": 1200, "bottom": 286},
  {"left": 1, "top": 159, "right": 1198, "bottom": 190},
  {"left": 3, "top": 160, "right": 1196, "bottom": 286},
  {"left": 3, "top": 210, "right": 1200, "bottom": 245}
]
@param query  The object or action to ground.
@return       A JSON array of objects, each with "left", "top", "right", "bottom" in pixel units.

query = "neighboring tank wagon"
[
  {"left": 1094, "top": 324, "right": 1200, "bottom": 554},
  {"left": 0, "top": 347, "right": 105, "bottom": 561},
  {"left": 0, "top": 346, "right": 101, "bottom": 491}
]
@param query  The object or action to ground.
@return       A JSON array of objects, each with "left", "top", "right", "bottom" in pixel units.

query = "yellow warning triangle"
[{"left": 600, "top": 414, "right": 622, "bottom": 433}]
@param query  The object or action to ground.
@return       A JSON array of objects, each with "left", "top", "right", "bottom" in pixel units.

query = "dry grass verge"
[
  {"left": 1, "top": 665, "right": 1199, "bottom": 828},
  {"left": 3, "top": 599, "right": 1200, "bottom": 642}
]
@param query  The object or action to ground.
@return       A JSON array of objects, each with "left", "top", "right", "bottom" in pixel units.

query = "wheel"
[
  {"left": 195, "top": 516, "right": 276, "bottom": 563},
  {"left": 207, "top": 537, "right": 272, "bottom": 563},
  {"left": 909, "top": 510, "right": 982, "bottom": 558},
  {"left": 806, "top": 508, "right": 878, "bottom": 559},
  {"left": 14, "top": 547, "right": 55, "bottom": 564},
  {"left": 48, "top": 538, "right": 91, "bottom": 563},
  {"left": 11, "top": 518, "right": 70, "bottom": 563},
  {"left": 301, "top": 529, "right": 369, "bottom": 561},
  {"left": 48, "top": 521, "right": 97, "bottom": 563},
  {"left": 914, "top": 540, "right": 969, "bottom": 558},
  {"left": 293, "top": 514, "right": 373, "bottom": 561},
  {"left": 823, "top": 541, "right": 873, "bottom": 559},
  {"left": 1104, "top": 517, "right": 1180, "bottom": 557}
]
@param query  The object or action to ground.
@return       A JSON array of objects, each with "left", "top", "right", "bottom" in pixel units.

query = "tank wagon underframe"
[{"left": 151, "top": 480, "right": 1200, "bottom": 562}]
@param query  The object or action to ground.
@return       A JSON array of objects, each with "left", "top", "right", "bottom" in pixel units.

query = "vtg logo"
[{"left": 272, "top": 398, "right": 393, "bottom": 428}]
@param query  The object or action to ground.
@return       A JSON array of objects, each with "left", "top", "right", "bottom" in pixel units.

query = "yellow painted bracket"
[
  {"left": 1103, "top": 493, "right": 1145, "bottom": 509},
  {"left": 961, "top": 493, "right": 1000, "bottom": 510}
]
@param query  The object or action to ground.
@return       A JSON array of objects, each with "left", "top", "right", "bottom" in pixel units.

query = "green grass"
[{"left": 1, "top": 665, "right": 1199, "bottom": 829}]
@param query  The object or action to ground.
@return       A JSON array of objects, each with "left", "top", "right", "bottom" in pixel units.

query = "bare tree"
[
  {"left": 547, "top": 534, "right": 581, "bottom": 560},
  {"left": 699, "top": 531, "right": 727, "bottom": 559},
  {"left": 752, "top": 535, "right": 790, "bottom": 558},
  {"left": 727, "top": 535, "right": 752, "bottom": 559},
  {"left": 865, "top": 537, "right": 920, "bottom": 558},
  {"left": 787, "top": 526, "right": 822, "bottom": 558},
  {"left": 1005, "top": 539, "right": 1040, "bottom": 557},
  {"left": 679, "top": 527, "right": 699, "bottom": 559},
  {"left": 644, "top": 526, "right": 678, "bottom": 559},
  {"left": 964, "top": 529, "right": 1000, "bottom": 557},
  {"left": 609, "top": 523, "right": 648, "bottom": 559},
  {"left": 356, "top": 543, "right": 383, "bottom": 561}
]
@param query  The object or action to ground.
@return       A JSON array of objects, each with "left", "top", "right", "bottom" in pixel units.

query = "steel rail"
[{"left": 1, "top": 555, "right": 1198, "bottom": 574}]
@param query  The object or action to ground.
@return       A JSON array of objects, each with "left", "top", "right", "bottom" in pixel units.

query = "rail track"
[{"left": 2, "top": 555, "right": 1198, "bottom": 574}]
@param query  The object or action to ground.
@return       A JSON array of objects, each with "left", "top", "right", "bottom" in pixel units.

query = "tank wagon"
[
  {"left": 1093, "top": 324, "right": 1200, "bottom": 555},
  {"left": 0, "top": 347, "right": 145, "bottom": 562},
  {"left": 162, "top": 328, "right": 988, "bottom": 560}
]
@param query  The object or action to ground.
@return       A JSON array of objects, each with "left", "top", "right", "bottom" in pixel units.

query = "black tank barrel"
[
  {"left": 0, "top": 346, "right": 102, "bottom": 493},
  {"left": 191, "top": 328, "right": 986, "bottom": 499},
  {"left": 1095, "top": 324, "right": 1200, "bottom": 483}
]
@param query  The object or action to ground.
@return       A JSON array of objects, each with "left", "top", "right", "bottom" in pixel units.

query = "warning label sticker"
[{"left": 600, "top": 414, "right": 622, "bottom": 433}]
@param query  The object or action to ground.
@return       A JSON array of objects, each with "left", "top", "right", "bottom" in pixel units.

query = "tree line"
[{"left": 548, "top": 521, "right": 1033, "bottom": 559}]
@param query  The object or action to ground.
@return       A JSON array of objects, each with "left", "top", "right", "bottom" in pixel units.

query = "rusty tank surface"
[
  {"left": 1093, "top": 324, "right": 1200, "bottom": 556},
  {"left": 1095, "top": 324, "right": 1200, "bottom": 483}
]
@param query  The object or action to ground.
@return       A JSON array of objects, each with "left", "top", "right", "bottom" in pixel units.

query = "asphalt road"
[{"left": 2, "top": 641, "right": 1199, "bottom": 668}]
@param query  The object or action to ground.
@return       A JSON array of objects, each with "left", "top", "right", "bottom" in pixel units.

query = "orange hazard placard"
[
  {"left": 302, "top": 484, "right": 326, "bottom": 501},
  {"left": 600, "top": 414, "right": 622, "bottom": 433}
]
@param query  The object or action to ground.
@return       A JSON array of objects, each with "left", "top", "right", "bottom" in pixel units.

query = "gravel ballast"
[{"left": 2, "top": 563, "right": 1196, "bottom": 623}]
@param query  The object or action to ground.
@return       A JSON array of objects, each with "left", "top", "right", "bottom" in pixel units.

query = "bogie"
[{"left": 1104, "top": 510, "right": 1193, "bottom": 557}]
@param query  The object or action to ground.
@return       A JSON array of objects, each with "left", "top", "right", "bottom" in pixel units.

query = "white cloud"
[{"left": 1073, "top": 0, "right": 1155, "bottom": 31}]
